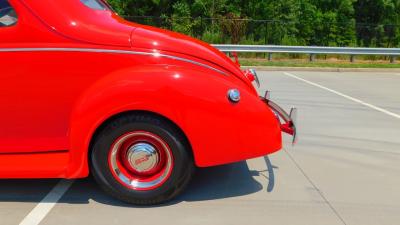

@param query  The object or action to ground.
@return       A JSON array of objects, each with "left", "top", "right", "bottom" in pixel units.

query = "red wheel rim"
[{"left": 108, "top": 131, "right": 174, "bottom": 191}]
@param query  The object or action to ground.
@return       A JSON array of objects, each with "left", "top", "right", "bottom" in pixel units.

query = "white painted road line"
[
  {"left": 19, "top": 180, "right": 74, "bottom": 225},
  {"left": 283, "top": 72, "right": 400, "bottom": 119}
]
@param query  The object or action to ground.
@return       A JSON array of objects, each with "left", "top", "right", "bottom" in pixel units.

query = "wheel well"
[{"left": 88, "top": 110, "right": 194, "bottom": 170}]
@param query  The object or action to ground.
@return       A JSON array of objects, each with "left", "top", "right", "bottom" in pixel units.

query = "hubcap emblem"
[
  {"left": 135, "top": 155, "right": 150, "bottom": 166},
  {"left": 127, "top": 143, "right": 159, "bottom": 173}
]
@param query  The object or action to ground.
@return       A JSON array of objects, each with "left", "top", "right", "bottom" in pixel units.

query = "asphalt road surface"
[{"left": 1, "top": 71, "right": 399, "bottom": 225}]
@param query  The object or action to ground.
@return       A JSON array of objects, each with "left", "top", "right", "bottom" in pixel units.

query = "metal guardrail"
[{"left": 212, "top": 44, "right": 400, "bottom": 62}]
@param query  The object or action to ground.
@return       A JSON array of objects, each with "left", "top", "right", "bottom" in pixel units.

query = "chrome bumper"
[{"left": 261, "top": 92, "right": 298, "bottom": 145}]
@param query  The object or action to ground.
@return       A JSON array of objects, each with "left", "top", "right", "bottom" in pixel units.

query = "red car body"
[{"left": 0, "top": 0, "right": 295, "bottom": 180}]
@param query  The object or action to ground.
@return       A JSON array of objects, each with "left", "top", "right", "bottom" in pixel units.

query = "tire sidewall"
[{"left": 91, "top": 118, "right": 191, "bottom": 202}]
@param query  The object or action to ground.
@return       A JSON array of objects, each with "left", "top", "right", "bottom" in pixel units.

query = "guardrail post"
[
  {"left": 268, "top": 53, "right": 273, "bottom": 61},
  {"left": 309, "top": 54, "right": 315, "bottom": 62},
  {"left": 390, "top": 56, "right": 396, "bottom": 64},
  {"left": 350, "top": 55, "right": 355, "bottom": 63}
]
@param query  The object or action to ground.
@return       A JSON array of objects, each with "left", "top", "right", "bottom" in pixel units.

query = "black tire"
[{"left": 90, "top": 113, "right": 194, "bottom": 205}]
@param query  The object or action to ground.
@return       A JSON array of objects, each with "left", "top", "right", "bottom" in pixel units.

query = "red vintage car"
[{"left": 0, "top": 0, "right": 296, "bottom": 204}]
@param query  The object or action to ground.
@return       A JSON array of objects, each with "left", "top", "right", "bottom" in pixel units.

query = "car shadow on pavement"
[
  {"left": 177, "top": 161, "right": 264, "bottom": 202},
  {"left": 0, "top": 157, "right": 277, "bottom": 207},
  {"left": 0, "top": 179, "right": 60, "bottom": 202}
]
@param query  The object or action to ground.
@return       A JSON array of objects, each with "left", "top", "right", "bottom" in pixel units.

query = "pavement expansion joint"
[{"left": 284, "top": 148, "right": 348, "bottom": 225}]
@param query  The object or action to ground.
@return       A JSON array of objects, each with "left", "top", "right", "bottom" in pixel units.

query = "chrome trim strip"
[{"left": 0, "top": 48, "right": 227, "bottom": 75}]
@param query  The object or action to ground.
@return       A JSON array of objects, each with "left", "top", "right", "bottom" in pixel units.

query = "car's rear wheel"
[{"left": 90, "top": 113, "right": 194, "bottom": 205}]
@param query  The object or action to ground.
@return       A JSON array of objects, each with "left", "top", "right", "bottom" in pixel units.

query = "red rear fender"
[{"left": 67, "top": 65, "right": 281, "bottom": 177}]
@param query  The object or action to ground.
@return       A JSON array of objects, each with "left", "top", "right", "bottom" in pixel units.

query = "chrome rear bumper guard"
[{"left": 261, "top": 92, "right": 298, "bottom": 145}]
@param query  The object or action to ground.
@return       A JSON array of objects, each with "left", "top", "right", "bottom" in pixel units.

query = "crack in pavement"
[{"left": 284, "top": 149, "right": 348, "bottom": 225}]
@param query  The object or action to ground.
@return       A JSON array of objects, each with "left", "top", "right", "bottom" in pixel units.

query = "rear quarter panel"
[{"left": 67, "top": 59, "right": 282, "bottom": 177}]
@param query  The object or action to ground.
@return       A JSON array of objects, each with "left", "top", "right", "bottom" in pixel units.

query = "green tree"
[
  {"left": 171, "top": 1, "right": 195, "bottom": 35},
  {"left": 311, "top": 0, "right": 356, "bottom": 46},
  {"left": 355, "top": 0, "right": 400, "bottom": 47},
  {"left": 106, "top": 0, "right": 400, "bottom": 47}
]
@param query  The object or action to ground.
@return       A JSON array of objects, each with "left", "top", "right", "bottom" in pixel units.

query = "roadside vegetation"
[{"left": 107, "top": 0, "right": 400, "bottom": 67}]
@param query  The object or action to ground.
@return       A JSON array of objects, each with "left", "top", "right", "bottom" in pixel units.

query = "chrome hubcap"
[
  {"left": 126, "top": 143, "right": 159, "bottom": 173},
  {"left": 108, "top": 132, "right": 174, "bottom": 190}
]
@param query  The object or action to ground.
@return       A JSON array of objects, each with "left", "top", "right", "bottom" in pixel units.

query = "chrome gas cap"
[
  {"left": 227, "top": 89, "right": 241, "bottom": 103},
  {"left": 126, "top": 143, "right": 159, "bottom": 173}
]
